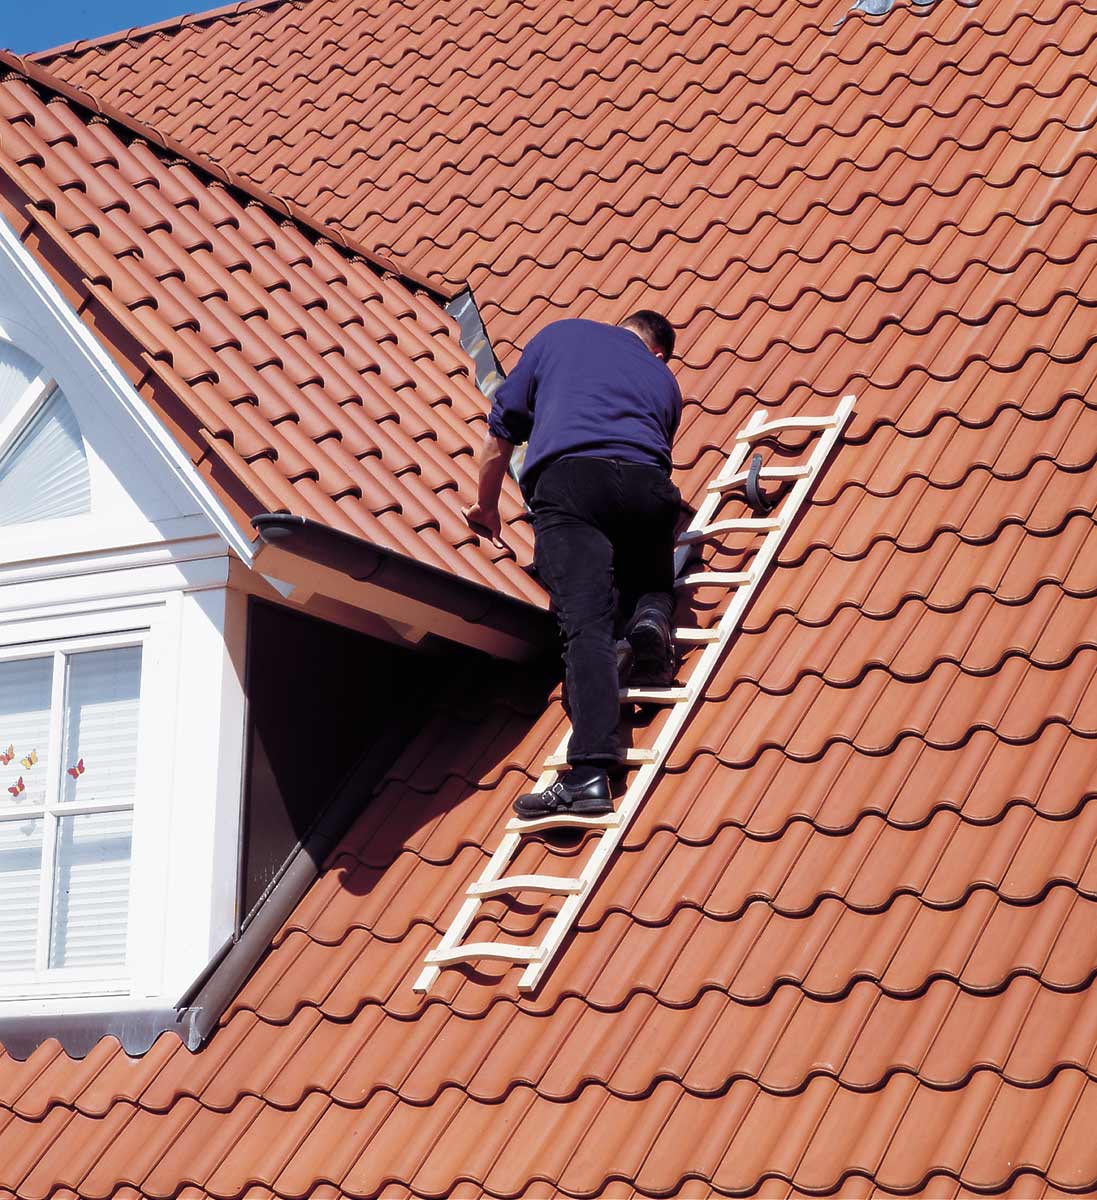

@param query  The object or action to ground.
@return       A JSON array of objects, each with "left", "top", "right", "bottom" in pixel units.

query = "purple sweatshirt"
[{"left": 487, "top": 318, "right": 682, "bottom": 492}]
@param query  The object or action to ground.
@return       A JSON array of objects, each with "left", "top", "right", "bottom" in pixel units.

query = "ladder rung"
[
  {"left": 707, "top": 464, "right": 812, "bottom": 493},
  {"left": 736, "top": 414, "right": 839, "bottom": 442},
  {"left": 675, "top": 627, "right": 720, "bottom": 643},
  {"left": 507, "top": 811, "right": 622, "bottom": 833},
  {"left": 620, "top": 686, "right": 692, "bottom": 704},
  {"left": 677, "top": 570, "right": 755, "bottom": 588},
  {"left": 677, "top": 516, "right": 782, "bottom": 545},
  {"left": 426, "top": 941, "right": 542, "bottom": 966},
  {"left": 543, "top": 746, "right": 658, "bottom": 769},
  {"left": 468, "top": 874, "right": 585, "bottom": 898}
]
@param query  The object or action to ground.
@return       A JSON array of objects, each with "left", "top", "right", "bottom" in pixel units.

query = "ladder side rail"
[
  {"left": 518, "top": 395, "right": 855, "bottom": 990},
  {"left": 412, "top": 829, "right": 524, "bottom": 992}
]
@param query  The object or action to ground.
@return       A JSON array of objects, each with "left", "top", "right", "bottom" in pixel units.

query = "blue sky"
[{"left": 3, "top": 2, "right": 196, "bottom": 54}]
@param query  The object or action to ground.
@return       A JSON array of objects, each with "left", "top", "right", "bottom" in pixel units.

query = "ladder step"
[
  {"left": 543, "top": 746, "right": 658, "bottom": 769},
  {"left": 707, "top": 464, "right": 812, "bottom": 494},
  {"left": 507, "top": 811, "right": 622, "bottom": 833},
  {"left": 426, "top": 941, "right": 542, "bottom": 966},
  {"left": 620, "top": 686, "right": 692, "bottom": 704},
  {"left": 736, "top": 414, "right": 839, "bottom": 442},
  {"left": 677, "top": 570, "right": 755, "bottom": 588},
  {"left": 468, "top": 874, "right": 584, "bottom": 898},
  {"left": 675, "top": 627, "right": 720, "bottom": 643},
  {"left": 677, "top": 516, "right": 782, "bottom": 545}
]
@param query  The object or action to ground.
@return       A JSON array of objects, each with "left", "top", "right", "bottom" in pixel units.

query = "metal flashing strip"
[
  {"left": 446, "top": 288, "right": 506, "bottom": 398},
  {"left": 178, "top": 690, "right": 431, "bottom": 1049},
  {"left": 414, "top": 396, "right": 856, "bottom": 995},
  {"left": 0, "top": 1008, "right": 187, "bottom": 1061}
]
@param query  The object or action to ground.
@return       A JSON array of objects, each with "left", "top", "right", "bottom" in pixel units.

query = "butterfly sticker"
[
  {"left": 0, "top": 745, "right": 13, "bottom": 766},
  {"left": 20, "top": 749, "right": 37, "bottom": 770},
  {"left": 7, "top": 776, "right": 24, "bottom": 798},
  {"left": 66, "top": 758, "right": 85, "bottom": 780}
]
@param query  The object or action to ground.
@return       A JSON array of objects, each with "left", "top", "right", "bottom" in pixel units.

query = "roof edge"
[
  {"left": 0, "top": 48, "right": 455, "bottom": 303},
  {"left": 32, "top": 0, "right": 290, "bottom": 62},
  {"left": 252, "top": 513, "right": 554, "bottom": 649}
]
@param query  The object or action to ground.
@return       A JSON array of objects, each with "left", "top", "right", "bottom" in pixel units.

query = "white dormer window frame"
[{"left": 0, "top": 628, "right": 152, "bottom": 1001}]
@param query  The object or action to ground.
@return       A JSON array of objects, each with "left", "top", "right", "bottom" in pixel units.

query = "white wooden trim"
[
  {"left": 0, "top": 215, "right": 252, "bottom": 563},
  {"left": 34, "top": 653, "right": 66, "bottom": 973},
  {"left": 0, "top": 581, "right": 246, "bottom": 1012}
]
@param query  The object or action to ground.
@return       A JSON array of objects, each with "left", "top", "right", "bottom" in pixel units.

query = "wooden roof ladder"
[{"left": 413, "top": 395, "right": 856, "bottom": 994}]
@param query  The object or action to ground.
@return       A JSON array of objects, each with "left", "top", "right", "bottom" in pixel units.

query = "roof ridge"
[
  {"left": 0, "top": 48, "right": 453, "bottom": 301},
  {"left": 31, "top": 0, "right": 292, "bottom": 63}
]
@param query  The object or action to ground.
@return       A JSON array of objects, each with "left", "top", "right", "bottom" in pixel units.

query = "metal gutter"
[
  {"left": 176, "top": 698, "right": 425, "bottom": 1049},
  {"left": 251, "top": 512, "right": 554, "bottom": 650}
]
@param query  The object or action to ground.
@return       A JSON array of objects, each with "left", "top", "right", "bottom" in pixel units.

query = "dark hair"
[{"left": 622, "top": 310, "right": 676, "bottom": 361}]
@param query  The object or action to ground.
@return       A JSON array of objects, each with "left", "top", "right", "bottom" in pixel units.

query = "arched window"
[{"left": 0, "top": 340, "right": 91, "bottom": 525}]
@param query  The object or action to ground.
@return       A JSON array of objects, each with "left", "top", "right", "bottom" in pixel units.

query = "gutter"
[
  {"left": 176, "top": 691, "right": 432, "bottom": 1049},
  {"left": 251, "top": 513, "right": 554, "bottom": 650}
]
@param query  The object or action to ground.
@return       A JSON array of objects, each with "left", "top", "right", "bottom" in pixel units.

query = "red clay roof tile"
[
  {"left": 0, "top": 51, "right": 543, "bottom": 609},
  {"left": 1, "top": 0, "right": 1095, "bottom": 1193}
]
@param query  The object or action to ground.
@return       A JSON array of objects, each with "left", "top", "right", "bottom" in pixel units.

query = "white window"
[
  {"left": 0, "top": 339, "right": 91, "bottom": 526},
  {"left": 0, "top": 638, "right": 142, "bottom": 987}
]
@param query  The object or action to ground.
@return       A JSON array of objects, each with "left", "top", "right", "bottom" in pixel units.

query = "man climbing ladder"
[{"left": 464, "top": 312, "right": 683, "bottom": 820}]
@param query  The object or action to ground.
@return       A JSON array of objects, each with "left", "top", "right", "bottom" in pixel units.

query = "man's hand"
[
  {"left": 463, "top": 501, "right": 502, "bottom": 541},
  {"left": 465, "top": 433, "right": 515, "bottom": 545}
]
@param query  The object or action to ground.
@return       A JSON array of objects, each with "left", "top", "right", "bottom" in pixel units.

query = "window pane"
[
  {"left": 0, "top": 817, "right": 43, "bottom": 972},
  {"left": 0, "top": 388, "right": 91, "bottom": 526},
  {"left": 0, "top": 656, "right": 52, "bottom": 812},
  {"left": 50, "top": 810, "right": 132, "bottom": 969},
  {"left": 0, "top": 341, "right": 41, "bottom": 426},
  {"left": 61, "top": 646, "right": 142, "bottom": 806}
]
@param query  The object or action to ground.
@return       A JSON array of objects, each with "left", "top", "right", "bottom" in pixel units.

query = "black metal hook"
[{"left": 745, "top": 453, "right": 776, "bottom": 514}]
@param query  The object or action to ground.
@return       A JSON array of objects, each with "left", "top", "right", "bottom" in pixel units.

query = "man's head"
[{"left": 620, "top": 310, "right": 676, "bottom": 362}]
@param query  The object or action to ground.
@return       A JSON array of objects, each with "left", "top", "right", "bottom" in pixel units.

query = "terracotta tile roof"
[
  {"left": 0, "top": 51, "right": 542, "bottom": 605},
  {"left": 2, "top": 0, "right": 1097, "bottom": 1194}
]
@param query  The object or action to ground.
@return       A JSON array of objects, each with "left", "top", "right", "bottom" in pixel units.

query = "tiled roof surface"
[
  {"left": 5, "top": 0, "right": 1097, "bottom": 1194},
  {"left": 0, "top": 53, "right": 542, "bottom": 604}
]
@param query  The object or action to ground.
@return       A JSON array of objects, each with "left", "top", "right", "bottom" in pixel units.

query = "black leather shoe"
[
  {"left": 616, "top": 639, "right": 634, "bottom": 687},
  {"left": 627, "top": 609, "right": 675, "bottom": 688},
  {"left": 513, "top": 771, "right": 613, "bottom": 819}
]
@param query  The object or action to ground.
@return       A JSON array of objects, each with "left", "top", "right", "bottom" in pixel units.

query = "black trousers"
[{"left": 530, "top": 456, "right": 681, "bottom": 768}]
